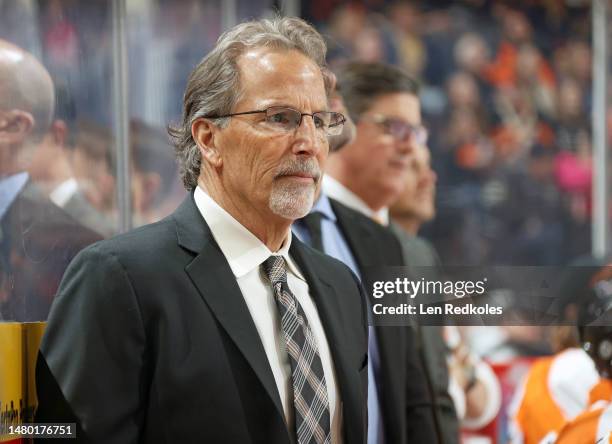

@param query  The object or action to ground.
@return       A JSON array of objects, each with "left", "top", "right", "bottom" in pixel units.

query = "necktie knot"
[{"left": 261, "top": 255, "right": 288, "bottom": 286}]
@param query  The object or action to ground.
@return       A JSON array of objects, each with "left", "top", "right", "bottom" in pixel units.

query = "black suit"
[
  {"left": 35, "top": 193, "right": 368, "bottom": 443},
  {"left": 306, "top": 199, "right": 437, "bottom": 444},
  {"left": 0, "top": 179, "right": 101, "bottom": 322},
  {"left": 389, "top": 224, "right": 459, "bottom": 444}
]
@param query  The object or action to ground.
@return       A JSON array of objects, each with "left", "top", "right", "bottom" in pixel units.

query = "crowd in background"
[
  {"left": 1, "top": 0, "right": 609, "bottom": 267},
  {"left": 310, "top": 0, "right": 605, "bottom": 265},
  {"left": 1, "top": 2, "right": 611, "bottom": 442}
]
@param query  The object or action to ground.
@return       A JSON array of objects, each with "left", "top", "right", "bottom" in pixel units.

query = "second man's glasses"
[{"left": 365, "top": 114, "right": 428, "bottom": 146}]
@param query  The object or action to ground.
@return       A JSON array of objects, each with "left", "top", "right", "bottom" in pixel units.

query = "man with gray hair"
[{"left": 36, "top": 17, "right": 367, "bottom": 444}]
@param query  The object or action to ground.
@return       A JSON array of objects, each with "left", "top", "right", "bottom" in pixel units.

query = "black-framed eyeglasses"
[
  {"left": 206, "top": 106, "right": 346, "bottom": 137},
  {"left": 364, "top": 114, "right": 428, "bottom": 145}
]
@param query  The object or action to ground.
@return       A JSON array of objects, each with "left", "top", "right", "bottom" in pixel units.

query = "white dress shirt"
[
  {"left": 49, "top": 178, "right": 79, "bottom": 208},
  {"left": 322, "top": 175, "right": 388, "bottom": 225},
  {"left": 194, "top": 186, "right": 342, "bottom": 443}
]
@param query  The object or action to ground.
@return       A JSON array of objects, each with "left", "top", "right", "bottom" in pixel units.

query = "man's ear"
[
  {"left": 0, "top": 109, "right": 35, "bottom": 144},
  {"left": 192, "top": 118, "right": 222, "bottom": 168}
]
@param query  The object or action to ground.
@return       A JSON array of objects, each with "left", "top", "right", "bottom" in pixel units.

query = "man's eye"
[
  {"left": 268, "top": 112, "right": 292, "bottom": 124},
  {"left": 313, "top": 115, "right": 326, "bottom": 129}
]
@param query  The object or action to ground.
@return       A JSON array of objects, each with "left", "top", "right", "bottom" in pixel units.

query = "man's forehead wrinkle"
[
  {"left": 236, "top": 51, "right": 327, "bottom": 111},
  {"left": 240, "top": 48, "right": 321, "bottom": 78},
  {"left": 255, "top": 94, "right": 328, "bottom": 109},
  {"left": 241, "top": 49, "right": 274, "bottom": 70}
]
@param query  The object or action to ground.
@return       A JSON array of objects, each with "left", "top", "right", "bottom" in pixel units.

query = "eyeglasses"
[
  {"left": 206, "top": 106, "right": 346, "bottom": 137},
  {"left": 364, "top": 114, "right": 428, "bottom": 145}
]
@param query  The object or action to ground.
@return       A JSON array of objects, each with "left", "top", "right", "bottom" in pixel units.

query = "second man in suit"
[
  {"left": 322, "top": 61, "right": 459, "bottom": 444},
  {"left": 293, "top": 71, "right": 438, "bottom": 443}
]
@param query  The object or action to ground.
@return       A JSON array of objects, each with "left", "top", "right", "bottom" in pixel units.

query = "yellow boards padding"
[{"left": 0, "top": 322, "right": 46, "bottom": 443}]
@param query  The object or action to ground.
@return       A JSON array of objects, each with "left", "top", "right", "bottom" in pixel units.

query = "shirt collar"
[
  {"left": 322, "top": 175, "right": 389, "bottom": 225},
  {"left": 193, "top": 186, "right": 305, "bottom": 281},
  {"left": 49, "top": 177, "right": 79, "bottom": 208},
  {"left": 0, "top": 172, "right": 29, "bottom": 220}
]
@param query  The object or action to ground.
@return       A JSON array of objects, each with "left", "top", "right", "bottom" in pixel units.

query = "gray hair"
[{"left": 168, "top": 16, "right": 328, "bottom": 191}]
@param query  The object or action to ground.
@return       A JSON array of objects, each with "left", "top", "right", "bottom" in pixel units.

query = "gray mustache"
[{"left": 276, "top": 160, "right": 321, "bottom": 182}]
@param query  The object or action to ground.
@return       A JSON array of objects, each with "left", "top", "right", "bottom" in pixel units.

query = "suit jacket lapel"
[
  {"left": 172, "top": 195, "right": 286, "bottom": 426},
  {"left": 329, "top": 199, "right": 380, "bottom": 272},
  {"left": 289, "top": 239, "right": 362, "bottom": 444}
]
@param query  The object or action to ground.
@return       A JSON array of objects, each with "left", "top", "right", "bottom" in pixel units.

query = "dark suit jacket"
[
  {"left": 35, "top": 193, "right": 368, "bottom": 444},
  {"left": 328, "top": 199, "right": 438, "bottom": 444},
  {"left": 390, "top": 223, "right": 459, "bottom": 444},
  {"left": 0, "top": 181, "right": 101, "bottom": 321}
]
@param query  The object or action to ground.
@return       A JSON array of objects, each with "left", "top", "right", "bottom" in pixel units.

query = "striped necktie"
[{"left": 262, "top": 255, "right": 331, "bottom": 444}]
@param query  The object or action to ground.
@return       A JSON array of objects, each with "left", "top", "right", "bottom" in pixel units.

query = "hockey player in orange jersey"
[
  {"left": 546, "top": 325, "right": 612, "bottom": 444},
  {"left": 508, "top": 267, "right": 607, "bottom": 444},
  {"left": 544, "top": 265, "right": 612, "bottom": 443}
]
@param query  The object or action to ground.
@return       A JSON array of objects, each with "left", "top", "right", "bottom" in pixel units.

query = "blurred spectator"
[
  {"left": 325, "top": 6, "right": 399, "bottom": 68},
  {"left": 130, "top": 119, "right": 179, "bottom": 226},
  {"left": 562, "top": 40, "right": 592, "bottom": 90},
  {"left": 453, "top": 32, "right": 496, "bottom": 112},
  {"left": 387, "top": 2, "right": 426, "bottom": 78},
  {"left": 555, "top": 78, "right": 590, "bottom": 150},
  {"left": 353, "top": 23, "right": 387, "bottom": 63},
  {"left": 70, "top": 120, "right": 116, "bottom": 218},
  {"left": 325, "top": 3, "right": 368, "bottom": 66},
  {"left": 447, "top": 71, "right": 485, "bottom": 118},
  {"left": 26, "top": 117, "right": 115, "bottom": 238},
  {"left": 0, "top": 39, "right": 100, "bottom": 321},
  {"left": 390, "top": 144, "right": 437, "bottom": 236},
  {"left": 446, "top": 326, "right": 502, "bottom": 438},
  {"left": 485, "top": 7, "right": 534, "bottom": 89},
  {"left": 494, "top": 146, "right": 567, "bottom": 264},
  {"left": 389, "top": 143, "right": 502, "bottom": 439},
  {"left": 41, "top": 0, "right": 80, "bottom": 74}
]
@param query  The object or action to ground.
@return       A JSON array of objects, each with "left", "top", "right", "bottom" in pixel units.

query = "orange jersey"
[
  {"left": 509, "top": 348, "right": 599, "bottom": 444},
  {"left": 544, "top": 380, "right": 612, "bottom": 444}
]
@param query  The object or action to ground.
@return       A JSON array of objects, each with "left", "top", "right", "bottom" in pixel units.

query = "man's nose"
[
  {"left": 292, "top": 116, "right": 325, "bottom": 156},
  {"left": 396, "top": 133, "right": 416, "bottom": 155}
]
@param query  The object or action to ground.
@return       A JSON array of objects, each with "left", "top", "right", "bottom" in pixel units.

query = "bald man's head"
[{"left": 0, "top": 39, "right": 54, "bottom": 140}]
